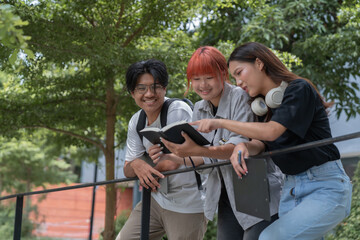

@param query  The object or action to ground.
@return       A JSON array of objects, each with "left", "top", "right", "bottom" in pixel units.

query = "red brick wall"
[{"left": 28, "top": 183, "right": 133, "bottom": 239}]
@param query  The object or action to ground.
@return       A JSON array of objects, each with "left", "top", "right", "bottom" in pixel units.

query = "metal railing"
[{"left": 1, "top": 131, "right": 360, "bottom": 240}]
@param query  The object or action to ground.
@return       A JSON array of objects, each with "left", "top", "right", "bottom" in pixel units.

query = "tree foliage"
[
  {"left": 0, "top": 1, "right": 201, "bottom": 239},
  {"left": 0, "top": 130, "right": 77, "bottom": 239},
  {"left": 196, "top": 0, "right": 360, "bottom": 119},
  {"left": 0, "top": 4, "right": 34, "bottom": 64},
  {"left": 0, "top": 134, "right": 76, "bottom": 195}
]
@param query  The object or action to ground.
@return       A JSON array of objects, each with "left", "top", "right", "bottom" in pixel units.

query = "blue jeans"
[{"left": 259, "top": 160, "right": 352, "bottom": 240}]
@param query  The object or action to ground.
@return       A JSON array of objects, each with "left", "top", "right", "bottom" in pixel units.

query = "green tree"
[
  {"left": 0, "top": 132, "right": 77, "bottom": 219},
  {"left": 0, "top": 130, "right": 76, "bottom": 239},
  {"left": 0, "top": 136, "right": 76, "bottom": 195},
  {"left": 0, "top": 1, "right": 201, "bottom": 238},
  {"left": 196, "top": 0, "right": 360, "bottom": 119},
  {"left": 0, "top": 3, "right": 34, "bottom": 64}
]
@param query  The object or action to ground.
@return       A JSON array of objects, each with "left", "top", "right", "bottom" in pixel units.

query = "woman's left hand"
[
  {"left": 230, "top": 142, "right": 249, "bottom": 177},
  {"left": 161, "top": 131, "right": 201, "bottom": 157}
]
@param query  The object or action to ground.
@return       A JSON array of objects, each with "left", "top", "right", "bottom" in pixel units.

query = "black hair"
[
  {"left": 228, "top": 42, "right": 298, "bottom": 85},
  {"left": 228, "top": 42, "right": 332, "bottom": 110},
  {"left": 126, "top": 59, "right": 168, "bottom": 93}
]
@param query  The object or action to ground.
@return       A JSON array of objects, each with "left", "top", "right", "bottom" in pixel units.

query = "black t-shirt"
[{"left": 265, "top": 79, "right": 340, "bottom": 175}]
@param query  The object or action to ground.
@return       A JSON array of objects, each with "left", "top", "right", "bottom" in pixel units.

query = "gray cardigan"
[{"left": 193, "top": 83, "right": 283, "bottom": 230}]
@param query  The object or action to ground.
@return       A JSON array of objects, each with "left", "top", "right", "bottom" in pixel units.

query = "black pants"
[{"left": 217, "top": 187, "right": 278, "bottom": 240}]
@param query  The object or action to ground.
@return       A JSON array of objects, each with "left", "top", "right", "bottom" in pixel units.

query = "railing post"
[
  {"left": 140, "top": 188, "right": 151, "bottom": 240},
  {"left": 89, "top": 163, "right": 98, "bottom": 240},
  {"left": 14, "top": 195, "right": 24, "bottom": 240}
]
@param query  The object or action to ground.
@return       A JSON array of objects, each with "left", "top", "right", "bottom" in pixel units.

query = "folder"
[{"left": 232, "top": 158, "right": 271, "bottom": 221}]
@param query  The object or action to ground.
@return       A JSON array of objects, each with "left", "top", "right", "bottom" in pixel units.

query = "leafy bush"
[
  {"left": 204, "top": 215, "right": 217, "bottom": 240},
  {"left": 114, "top": 210, "right": 131, "bottom": 235},
  {"left": 0, "top": 202, "right": 33, "bottom": 239},
  {"left": 326, "top": 161, "right": 360, "bottom": 240}
]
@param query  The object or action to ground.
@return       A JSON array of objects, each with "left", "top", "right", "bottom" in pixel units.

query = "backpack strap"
[
  {"left": 136, "top": 109, "right": 147, "bottom": 143},
  {"left": 160, "top": 98, "right": 178, "bottom": 127}
]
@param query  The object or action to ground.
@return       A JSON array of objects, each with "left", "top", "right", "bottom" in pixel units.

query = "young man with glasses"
[{"left": 116, "top": 59, "right": 206, "bottom": 240}]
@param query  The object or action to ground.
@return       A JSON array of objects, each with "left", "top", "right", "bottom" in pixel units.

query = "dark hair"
[
  {"left": 126, "top": 59, "right": 168, "bottom": 93},
  {"left": 228, "top": 42, "right": 332, "bottom": 109}
]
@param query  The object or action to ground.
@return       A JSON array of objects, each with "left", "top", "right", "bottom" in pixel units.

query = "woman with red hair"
[
  {"left": 148, "top": 46, "right": 282, "bottom": 239},
  {"left": 191, "top": 42, "right": 352, "bottom": 240}
]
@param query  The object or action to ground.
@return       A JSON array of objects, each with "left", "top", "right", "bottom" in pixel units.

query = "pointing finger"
[{"left": 189, "top": 121, "right": 200, "bottom": 126}]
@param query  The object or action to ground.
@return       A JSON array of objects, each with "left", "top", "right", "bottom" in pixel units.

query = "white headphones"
[{"left": 251, "top": 81, "right": 288, "bottom": 116}]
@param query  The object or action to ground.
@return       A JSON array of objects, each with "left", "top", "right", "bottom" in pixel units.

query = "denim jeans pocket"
[{"left": 310, "top": 161, "right": 349, "bottom": 182}]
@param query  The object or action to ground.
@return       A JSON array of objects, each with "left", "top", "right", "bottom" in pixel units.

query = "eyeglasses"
[{"left": 134, "top": 83, "right": 164, "bottom": 94}]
